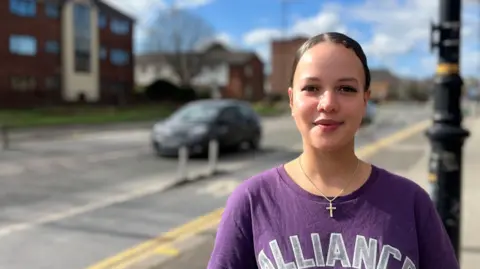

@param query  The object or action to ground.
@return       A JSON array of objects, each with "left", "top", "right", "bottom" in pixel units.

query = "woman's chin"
[
  {"left": 307, "top": 136, "right": 351, "bottom": 152},
  {"left": 309, "top": 141, "right": 342, "bottom": 152}
]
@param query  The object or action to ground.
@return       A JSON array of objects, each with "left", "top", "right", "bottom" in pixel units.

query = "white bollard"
[
  {"left": 177, "top": 146, "right": 189, "bottom": 180},
  {"left": 208, "top": 139, "right": 219, "bottom": 176}
]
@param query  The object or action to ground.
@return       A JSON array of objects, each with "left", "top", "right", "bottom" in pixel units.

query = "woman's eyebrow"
[{"left": 337, "top": 77, "right": 358, "bottom": 83}]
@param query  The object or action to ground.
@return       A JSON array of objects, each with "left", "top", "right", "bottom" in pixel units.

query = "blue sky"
[{"left": 105, "top": 0, "right": 480, "bottom": 79}]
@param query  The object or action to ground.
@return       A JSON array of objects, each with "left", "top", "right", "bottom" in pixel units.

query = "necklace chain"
[{"left": 298, "top": 156, "right": 360, "bottom": 217}]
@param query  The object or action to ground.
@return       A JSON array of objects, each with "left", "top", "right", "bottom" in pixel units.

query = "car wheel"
[
  {"left": 249, "top": 133, "right": 261, "bottom": 150},
  {"left": 152, "top": 141, "right": 163, "bottom": 157}
]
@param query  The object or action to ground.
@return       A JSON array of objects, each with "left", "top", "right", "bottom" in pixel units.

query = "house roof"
[
  {"left": 370, "top": 69, "right": 398, "bottom": 81},
  {"left": 135, "top": 43, "right": 260, "bottom": 67}
]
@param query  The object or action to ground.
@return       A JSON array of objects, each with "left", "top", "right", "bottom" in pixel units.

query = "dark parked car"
[
  {"left": 362, "top": 100, "right": 377, "bottom": 125},
  {"left": 151, "top": 99, "right": 263, "bottom": 157}
]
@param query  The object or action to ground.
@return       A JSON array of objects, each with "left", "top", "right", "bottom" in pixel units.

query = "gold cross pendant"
[{"left": 326, "top": 203, "right": 336, "bottom": 218}]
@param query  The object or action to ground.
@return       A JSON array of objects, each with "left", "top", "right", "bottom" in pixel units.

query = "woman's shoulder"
[
  {"left": 230, "top": 165, "right": 284, "bottom": 197},
  {"left": 373, "top": 165, "right": 432, "bottom": 205},
  {"left": 224, "top": 165, "right": 284, "bottom": 211},
  {"left": 375, "top": 165, "right": 425, "bottom": 191}
]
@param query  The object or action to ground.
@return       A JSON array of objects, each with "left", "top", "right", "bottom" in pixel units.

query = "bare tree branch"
[{"left": 143, "top": 8, "right": 216, "bottom": 87}]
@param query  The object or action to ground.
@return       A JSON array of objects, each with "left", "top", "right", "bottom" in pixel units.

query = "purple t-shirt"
[{"left": 207, "top": 164, "right": 459, "bottom": 269}]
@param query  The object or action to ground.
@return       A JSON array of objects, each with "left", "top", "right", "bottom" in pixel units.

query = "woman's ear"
[
  {"left": 363, "top": 90, "right": 371, "bottom": 105},
  {"left": 288, "top": 87, "right": 294, "bottom": 116}
]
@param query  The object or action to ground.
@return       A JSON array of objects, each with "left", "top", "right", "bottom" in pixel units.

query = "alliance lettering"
[{"left": 256, "top": 233, "right": 416, "bottom": 269}]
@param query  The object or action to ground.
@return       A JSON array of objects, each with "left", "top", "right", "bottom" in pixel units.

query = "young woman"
[{"left": 206, "top": 32, "right": 459, "bottom": 269}]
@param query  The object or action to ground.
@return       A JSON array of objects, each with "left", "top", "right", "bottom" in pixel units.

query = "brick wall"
[
  {"left": 0, "top": 1, "right": 62, "bottom": 107},
  {"left": 270, "top": 37, "right": 307, "bottom": 95},
  {"left": 98, "top": 16, "right": 134, "bottom": 105}
]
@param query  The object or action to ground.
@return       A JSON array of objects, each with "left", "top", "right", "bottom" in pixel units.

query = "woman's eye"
[
  {"left": 339, "top": 86, "right": 358, "bottom": 93},
  {"left": 302, "top": 85, "right": 318, "bottom": 92}
]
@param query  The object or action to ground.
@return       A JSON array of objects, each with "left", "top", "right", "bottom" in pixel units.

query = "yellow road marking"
[
  {"left": 355, "top": 120, "right": 430, "bottom": 159},
  {"left": 86, "top": 119, "right": 431, "bottom": 269},
  {"left": 110, "top": 210, "right": 223, "bottom": 269},
  {"left": 86, "top": 208, "right": 223, "bottom": 269},
  {"left": 154, "top": 245, "right": 180, "bottom": 256}
]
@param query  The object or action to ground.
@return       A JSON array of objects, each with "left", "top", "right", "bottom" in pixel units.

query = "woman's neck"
[{"left": 300, "top": 141, "right": 360, "bottom": 188}]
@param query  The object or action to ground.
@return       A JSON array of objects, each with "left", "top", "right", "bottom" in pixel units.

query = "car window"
[
  {"left": 219, "top": 107, "right": 242, "bottom": 122},
  {"left": 171, "top": 103, "right": 221, "bottom": 122},
  {"left": 237, "top": 104, "right": 256, "bottom": 119}
]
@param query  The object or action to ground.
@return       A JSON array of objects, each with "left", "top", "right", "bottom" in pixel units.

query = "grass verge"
[{"left": 0, "top": 101, "right": 288, "bottom": 129}]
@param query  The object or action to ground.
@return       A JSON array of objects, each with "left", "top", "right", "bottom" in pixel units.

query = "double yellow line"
[
  {"left": 87, "top": 119, "right": 431, "bottom": 269},
  {"left": 87, "top": 208, "right": 224, "bottom": 269}
]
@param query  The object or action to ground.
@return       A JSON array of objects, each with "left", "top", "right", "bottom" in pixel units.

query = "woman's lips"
[{"left": 313, "top": 119, "right": 344, "bottom": 132}]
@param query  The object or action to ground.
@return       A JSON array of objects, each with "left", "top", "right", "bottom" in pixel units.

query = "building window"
[
  {"left": 244, "top": 66, "right": 253, "bottom": 77},
  {"left": 110, "top": 19, "right": 129, "bottom": 35},
  {"left": 98, "top": 12, "right": 106, "bottom": 28},
  {"left": 73, "top": 3, "right": 91, "bottom": 72},
  {"left": 10, "top": 0, "right": 36, "bottom": 17},
  {"left": 45, "top": 40, "right": 59, "bottom": 54},
  {"left": 45, "top": 2, "right": 59, "bottom": 18},
  {"left": 100, "top": 46, "right": 107, "bottom": 60},
  {"left": 111, "top": 82, "right": 126, "bottom": 92},
  {"left": 110, "top": 49, "right": 129, "bottom": 66},
  {"left": 9, "top": 35, "right": 37, "bottom": 56},
  {"left": 45, "top": 76, "right": 60, "bottom": 90},
  {"left": 11, "top": 76, "right": 36, "bottom": 91},
  {"left": 244, "top": 84, "right": 253, "bottom": 99}
]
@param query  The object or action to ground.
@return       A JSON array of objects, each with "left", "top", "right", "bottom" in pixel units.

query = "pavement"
[
  {"left": 0, "top": 102, "right": 432, "bottom": 269},
  {"left": 145, "top": 116, "right": 480, "bottom": 269}
]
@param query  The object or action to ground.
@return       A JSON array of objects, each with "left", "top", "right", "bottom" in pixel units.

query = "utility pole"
[{"left": 427, "top": 0, "right": 470, "bottom": 260}]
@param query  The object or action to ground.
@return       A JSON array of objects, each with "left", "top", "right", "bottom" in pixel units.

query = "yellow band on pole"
[
  {"left": 436, "top": 63, "right": 459, "bottom": 75},
  {"left": 428, "top": 172, "right": 437, "bottom": 183}
]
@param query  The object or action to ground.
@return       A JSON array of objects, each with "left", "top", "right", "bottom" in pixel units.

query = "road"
[{"left": 0, "top": 102, "right": 430, "bottom": 269}]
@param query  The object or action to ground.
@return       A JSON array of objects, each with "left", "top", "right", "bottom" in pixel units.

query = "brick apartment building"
[
  {"left": 0, "top": 0, "right": 134, "bottom": 108},
  {"left": 270, "top": 36, "right": 308, "bottom": 95},
  {"left": 135, "top": 43, "right": 265, "bottom": 102}
]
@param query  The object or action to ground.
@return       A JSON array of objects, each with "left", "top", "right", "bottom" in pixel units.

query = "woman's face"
[{"left": 288, "top": 42, "right": 370, "bottom": 152}]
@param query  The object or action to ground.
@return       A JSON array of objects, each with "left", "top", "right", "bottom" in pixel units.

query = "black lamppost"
[{"left": 427, "top": 0, "right": 470, "bottom": 259}]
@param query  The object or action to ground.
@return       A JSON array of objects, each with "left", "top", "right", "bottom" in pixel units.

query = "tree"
[
  {"left": 141, "top": 8, "right": 216, "bottom": 87},
  {"left": 405, "top": 81, "right": 430, "bottom": 102}
]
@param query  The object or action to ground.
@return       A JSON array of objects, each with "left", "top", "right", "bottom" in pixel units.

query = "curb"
[{"left": 3, "top": 114, "right": 291, "bottom": 143}]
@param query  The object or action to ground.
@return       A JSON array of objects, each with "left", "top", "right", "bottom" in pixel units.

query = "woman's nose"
[{"left": 317, "top": 90, "right": 338, "bottom": 113}]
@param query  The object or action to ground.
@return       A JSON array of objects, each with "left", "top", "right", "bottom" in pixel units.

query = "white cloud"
[
  {"left": 462, "top": 50, "right": 480, "bottom": 76},
  {"left": 243, "top": 28, "right": 282, "bottom": 46},
  {"left": 102, "top": 0, "right": 214, "bottom": 17},
  {"left": 106, "top": 0, "right": 216, "bottom": 53},
  {"left": 214, "top": 32, "right": 234, "bottom": 46},
  {"left": 348, "top": 0, "right": 437, "bottom": 58},
  {"left": 175, "top": 0, "right": 214, "bottom": 8},
  {"left": 354, "top": 0, "right": 479, "bottom": 76},
  {"left": 241, "top": 0, "right": 479, "bottom": 77},
  {"left": 289, "top": 11, "right": 346, "bottom": 37},
  {"left": 241, "top": 6, "right": 347, "bottom": 64},
  {"left": 101, "top": 0, "right": 166, "bottom": 18}
]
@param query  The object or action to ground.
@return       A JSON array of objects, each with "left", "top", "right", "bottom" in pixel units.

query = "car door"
[
  {"left": 237, "top": 104, "right": 260, "bottom": 138},
  {"left": 216, "top": 107, "right": 243, "bottom": 146}
]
